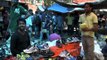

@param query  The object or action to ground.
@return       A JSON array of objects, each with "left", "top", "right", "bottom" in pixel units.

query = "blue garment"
[
  {"left": 56, "top": 15, "right": 64, "bottom": 30},
  {"left": 26, "top": 15, "right": 34, "bottom": 27}
]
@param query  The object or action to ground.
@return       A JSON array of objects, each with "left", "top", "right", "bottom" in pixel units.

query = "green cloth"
[
  {"left": 66, "top": 15, "right": 74, "bottom": 25},
  {"left": 8, "top": 4, "right": 27, "bottom": 32}
]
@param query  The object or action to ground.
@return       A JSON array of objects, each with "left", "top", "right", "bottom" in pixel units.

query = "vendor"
[{"left": 10, "top": 18, "right": 31, "bottom": 56}]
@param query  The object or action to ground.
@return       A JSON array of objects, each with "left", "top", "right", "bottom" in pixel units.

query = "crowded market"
[{"left": 0, "top": 0, "right": 107, "bottom": 60}]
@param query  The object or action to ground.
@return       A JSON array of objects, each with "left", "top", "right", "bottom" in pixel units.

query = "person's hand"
[{"left": 82, "top": 28, "right": 90, "bottom": 31}]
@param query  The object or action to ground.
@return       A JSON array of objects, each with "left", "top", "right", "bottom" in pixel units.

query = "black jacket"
[{"left": 10, "top": 30, "right": 30, "bottom": 56}]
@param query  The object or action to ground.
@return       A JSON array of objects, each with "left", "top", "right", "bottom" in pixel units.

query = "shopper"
[
  {"left": 79, "top": 3, "right": 98, "bottom": 60},
  {"left": 56, "top": 13, "right": 64, "bottom": 36},
  {"left": 10, "top": 18, "right": 31, "bottom": 56},
  {"left": 66, "top": 13, "right": 74, "bottom": 35}
]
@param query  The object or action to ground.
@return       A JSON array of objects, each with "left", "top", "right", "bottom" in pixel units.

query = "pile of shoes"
[{"left": 24, "top": 42, "right": 54, "bottom": 58}]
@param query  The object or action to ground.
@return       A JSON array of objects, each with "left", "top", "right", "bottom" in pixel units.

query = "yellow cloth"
[{"left": 79, "top": 12, "right": 98, "bottom": 37}]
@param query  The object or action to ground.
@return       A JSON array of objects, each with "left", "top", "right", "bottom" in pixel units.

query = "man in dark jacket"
[{"left": 10, "top": 18, "right": 31, "bottom": 56}]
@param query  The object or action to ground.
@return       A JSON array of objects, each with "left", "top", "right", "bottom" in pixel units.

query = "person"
[
  {"left": 8, "top": 3, "right": 28, "bottom": 33},
  {"left": 56, "top": 13, "right": 64, "bottom": 36},
  {"left": 79, "top": 3, "right": 98, "bottom": 60},
  {"left": 25, "top": 9, "right": 34, "bottom": 29},
  {"left": 101, "top": 15, "right": 107, "bottom": 28},
  {"left": 66, "top": 13, "right": 74, "bottom": 35},
  {"left": 10, "top": 18, "right": 31, "bottom": 56},
  {"left": 102, "top": 39, "right": 107, "bottom": 60},
  {"left": 32, "top": 11, "right": 41, "bottom": 38}
]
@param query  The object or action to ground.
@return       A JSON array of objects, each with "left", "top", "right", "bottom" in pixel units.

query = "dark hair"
[
  {"left": 84, "top": 3, "right": 93, "bottom": 8},
  {"left": 17, "top": 18, "right": 26, "bottom": 25},
  {"left": 84, "top": 3, "right": 93, "bottom": 11},
  {"left": 28, "top": 9, "right": 32, "bottom": 12}
]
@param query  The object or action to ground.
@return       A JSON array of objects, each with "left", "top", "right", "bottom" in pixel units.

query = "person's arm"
[
  {"left": 90, "top": 23, "right": 98, "bottom": 32},
  {"left": 27, "top": 32, "right": 31, "bottom": 47},
  {"left": 10, "top": 33, "right": 19, "bottom": 56}
]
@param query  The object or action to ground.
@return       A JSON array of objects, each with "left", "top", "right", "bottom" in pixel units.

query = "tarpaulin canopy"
[
  {"left": 48, "top": 3, "right": 73, "bottom": 13},
  {"left": 48, "top": 3, "right": 84, "bottom": 13},
  {"left": 72, "top": 0, "right": 100, "bottom": 4}
]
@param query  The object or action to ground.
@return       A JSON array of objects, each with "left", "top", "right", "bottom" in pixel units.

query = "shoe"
[
  {"left": 59, "top": 50, "right": 70, "bottom": 57},
  {"left": 38, "top": 43, "right": 49, "bottom": 50},
  {"left": 43, "top": 43, "right": 49, "bottom": 50},
  {"left": 23, "top": 46, "right": 38, "bottom": 54},
  {"left": 66, "top": 38, "right": 72, "bottom": 43},
  {"left": 56, "top": 40, "right": 62, "bottom": 48},
  {"left": 72, "top": 37, "right": 80, "bottom": 42}
]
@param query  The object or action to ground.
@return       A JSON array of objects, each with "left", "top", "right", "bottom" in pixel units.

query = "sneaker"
[
  {"left": 23, "top": 46, "right": 38, "bottom": 54},
  {"left": 39, "top": 43, "right": 49, "bottom": 50},
  {"left": 66, "top": 38, "right": 72, "bottom": 44},
  {"left": 56, "top": 40, "right": 62, "bottom": 48},
  {"left": 59, "top": 50, "right": 70, "bottom": 57},
  {"left": 72, "top": 37, "right": 80, "bottom": 42}
]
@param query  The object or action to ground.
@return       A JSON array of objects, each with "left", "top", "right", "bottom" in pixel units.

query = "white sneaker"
[{"left": 23, "top": 46, "right": 38, "bottom": 54}]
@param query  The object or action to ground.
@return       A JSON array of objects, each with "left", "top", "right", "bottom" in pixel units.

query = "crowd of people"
[
  {"left": 0, "top": 2, "right": 80, "bottom": 57},
  {"left": 0, "top": 2, "right": 107, "bottom": 60}
]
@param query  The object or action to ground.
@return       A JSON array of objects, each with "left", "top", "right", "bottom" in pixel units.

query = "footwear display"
[{"left": 1, "top": 33, "right": 82, "bottom": 59}]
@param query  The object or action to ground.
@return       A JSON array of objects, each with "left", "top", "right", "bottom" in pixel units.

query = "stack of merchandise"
[{"left": 23, "top": 36, "right": 81, "bottom": 59}]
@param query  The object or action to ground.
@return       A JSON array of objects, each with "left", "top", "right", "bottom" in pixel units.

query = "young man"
[
  {"left": 10, "top": 18, "right": 31, "bottom": 56},
  {"left": 79, "top": 3, "right": 98, "bottom": 60}
]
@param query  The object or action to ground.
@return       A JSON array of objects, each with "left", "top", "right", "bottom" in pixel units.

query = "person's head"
[
  {"left": 17, "top": 18, "right": 26, "bottom": 31},
  {"left": 84, "top": 3, "right": 93, "bottom": 13},
  {"left": 28, "top": 9, "right": 33, "bottom": 15},
  {"left": 35, "top": 11, "right": 38, "bottom": 14}
]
